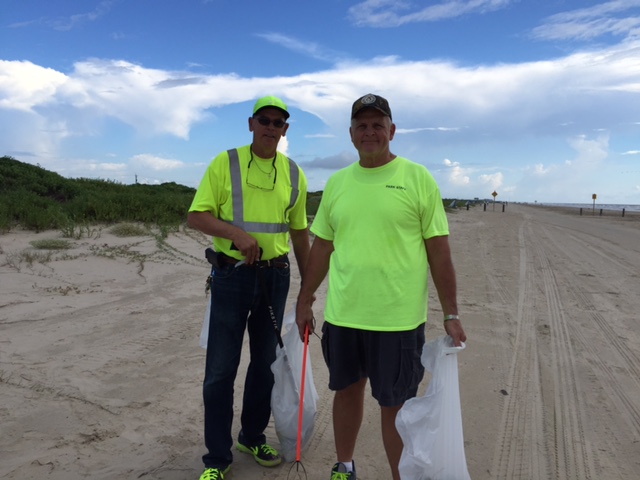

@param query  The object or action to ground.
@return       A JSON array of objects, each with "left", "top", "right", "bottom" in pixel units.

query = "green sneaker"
[
  {"left": 199, "top": 466, "right": 230, "bottom": 480},
  {"left": 330, "top": 461, "right": 357, "bottom": 480},
  {"left": 236, "top": 441, "right": 282, "bottom": 467}
]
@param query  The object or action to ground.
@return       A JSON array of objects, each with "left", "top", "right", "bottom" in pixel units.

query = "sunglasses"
[{"left": 254, "top": 116, "right": 287, "bottom": 129}]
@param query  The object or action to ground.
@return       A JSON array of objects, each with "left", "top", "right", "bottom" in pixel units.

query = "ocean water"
[{"left": 541, "top": 203, "right": 640, "bottom": 213}]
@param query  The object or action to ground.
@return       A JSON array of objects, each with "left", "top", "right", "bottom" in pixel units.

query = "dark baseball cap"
[{"left": 351, "top": 94, "right": 392, "bottom": 120}]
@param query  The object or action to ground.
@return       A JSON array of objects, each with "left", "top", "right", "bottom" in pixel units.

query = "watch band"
[{"left": 444, "top": 314, "right": 459, "bottom": 322}]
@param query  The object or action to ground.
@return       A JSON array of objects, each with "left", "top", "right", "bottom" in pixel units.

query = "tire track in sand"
[
  {"left": 529, "top": 222, "right": 596, "bottom": 480},
  {"left": 490, "top": 219, "right": 547, "bottom": 480}
]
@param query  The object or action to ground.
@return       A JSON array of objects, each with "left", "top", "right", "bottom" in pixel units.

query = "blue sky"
[{"left": 1, "top": 0, "right": 639, "bottom": 204}]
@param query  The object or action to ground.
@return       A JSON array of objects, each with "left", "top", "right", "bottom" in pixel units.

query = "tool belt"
[{"left": 205, "top": 247, "right": 289, "bottom": 269}]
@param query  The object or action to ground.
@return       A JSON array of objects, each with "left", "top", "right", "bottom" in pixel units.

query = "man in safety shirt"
[{"left": 188, "top": 96, "right": 311, "bottom": 480}]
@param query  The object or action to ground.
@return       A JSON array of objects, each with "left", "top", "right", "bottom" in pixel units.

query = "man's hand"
[
  {"left": 444, "top": 318, "right": 467, "bottom": 347},
  {"left": 295, "top": 297, "right": 316, "bottom": 342},
  {"left": 187, "top": 212, "right": 260, "bottom": 263},
  {"left": 230, "top": 232, "right": 261, "bottom": 263}
]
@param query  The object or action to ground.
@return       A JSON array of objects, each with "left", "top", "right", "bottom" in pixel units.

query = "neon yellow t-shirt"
[
  {"left": 189, "top": 145, "right": 308, "bottom": 260},
  {"left": 311, "top": 156, "right": 449, "bottom": 331}
]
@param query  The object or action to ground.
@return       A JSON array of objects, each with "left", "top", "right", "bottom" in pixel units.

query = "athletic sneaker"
[
  {"left": 199, "top": 466, "right": 230, "bottom": 480},
  {"left": 330, "top": 461, "right": 357, "bottom": 479},
  {"left": 236, "top": 441, "right": 282, "bottom": 467}
]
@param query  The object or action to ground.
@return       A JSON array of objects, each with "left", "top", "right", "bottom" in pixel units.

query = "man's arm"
[
  {"left": 296, "top": 236, "right": 334, "bottom": 340},
  {"left": 425, "top": 235, "right": 467, "bottom": 346},
  {"left": 289, "top": 227, "right": 311, "bottom": 279},
  {"left": 187, "top": 211, "right": 261, "bottom": 263}
]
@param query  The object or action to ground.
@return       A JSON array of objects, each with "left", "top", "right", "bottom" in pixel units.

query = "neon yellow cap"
[{"left": 252, "top": 95, "right": 290, "bottom": 119}]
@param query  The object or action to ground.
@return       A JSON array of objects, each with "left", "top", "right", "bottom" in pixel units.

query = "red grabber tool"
[{"left": 287, "top": 324, "right": 310, "bottom": 480}]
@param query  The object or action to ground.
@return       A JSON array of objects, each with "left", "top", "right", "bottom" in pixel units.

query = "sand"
[{"left": 1, "top": 204, "right": 639, "bottom": 479}]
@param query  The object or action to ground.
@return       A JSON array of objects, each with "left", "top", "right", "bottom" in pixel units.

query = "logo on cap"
[
  {"left": 361, "top": 94, "right": 377, "bottom": 105},
  {"left": 351, "top": 93, "right": 392, "bottom": 120}
]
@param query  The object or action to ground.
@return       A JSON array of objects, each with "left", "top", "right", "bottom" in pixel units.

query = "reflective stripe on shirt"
[{"left": 226, "top": 148, "right": 300, "bottom": 234}]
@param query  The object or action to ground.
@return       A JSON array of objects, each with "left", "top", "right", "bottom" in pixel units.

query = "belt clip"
[{"left": 257, "top": 247, "right": 267, "bottom": 268}]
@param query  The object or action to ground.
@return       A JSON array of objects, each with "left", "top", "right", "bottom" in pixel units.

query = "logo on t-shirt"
[{"left": 386, "top": 184, "right": 407, "bottom": 191}]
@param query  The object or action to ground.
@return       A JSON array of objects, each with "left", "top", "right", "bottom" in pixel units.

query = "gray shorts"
[{"left": 320, "top": 321, "right": 425, "bottom": 407}]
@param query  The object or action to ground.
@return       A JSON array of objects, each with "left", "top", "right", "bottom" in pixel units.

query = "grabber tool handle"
[{"left": 295, "top": 325, "right": 310, "bottom": 461}]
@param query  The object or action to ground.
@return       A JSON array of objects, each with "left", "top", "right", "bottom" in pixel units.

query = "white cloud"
[
  {"left": 55, "top": 159, "right": 127, "bottom": 180},
  {"left": 8, "top": 1, "right": 114, "bottom": 32},
  {"left": 396, "top": 127, "right": 460, "bottom": 134},
  {"left": 567, "top": 133, "right": 610, "bottom": 168},
  {"left": 257, "top": 33, "right": 347, "bottom": 63},
  {"left": 304, "top": 133, "right": 336, "bottom": 139},
  {"left": 3, "top": 38, "right": 639, "bottom": 152},
  {"left": 531, "top": 163, "right": 553, "bottom": 176},
  {"left": 348, "top": 0, "right": 513, "bottom": 28},
  {"left": 2, "top": 33, "right": 640, "bottom": 202},
  {"left": 514, "top": 133, "right": 613, "bottom": 202},
  {"left": 532, "top": 1, "right": 640, "bottom": 41},
  {"left": 0, "top": 60, "right": 67, "bottom": 111},
  {"left": 478, "top": 172, "right": 504, "bottom": 190},
  {"left": 278, "top": 136, "right": 290, "bottom": 156},
  {"left": 444, "top": 158, "right": 471, "bottom": 186},
  {"left": 90, "top": 162, "right": 127, "bottom": 172},
  {"left": 110, "top": 32, "right": 130, "bottom": 41},
  {"left": 130, "top": 154, "right": 185, "bottom": 171}
]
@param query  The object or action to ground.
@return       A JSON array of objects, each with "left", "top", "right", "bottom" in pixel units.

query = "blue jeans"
[{"left": 202, "top": 260, "right": 290, "bottom": 469}]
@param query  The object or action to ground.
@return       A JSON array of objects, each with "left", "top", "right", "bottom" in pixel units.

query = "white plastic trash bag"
[
  {"left": 199, "top": 295, "right": 211, "bottom": 349},
  {"left": 396, "top": 335, "right": 471, "bottom": 480},
  {"left": 270, "top": 309, "right": 318, "bottom": 462}
]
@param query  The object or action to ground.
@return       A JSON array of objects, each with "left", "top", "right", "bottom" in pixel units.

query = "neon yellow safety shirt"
[
  {"left": 311, "top": 156, "right": 449, "bottom": 331},
  {"left": 189, "top": 145, "right": 308, "bottom": 260}
]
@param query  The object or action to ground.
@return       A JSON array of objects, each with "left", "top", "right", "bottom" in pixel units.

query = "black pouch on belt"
[{"left": 204, "top": 247, "right": 219, "bottom": 268}]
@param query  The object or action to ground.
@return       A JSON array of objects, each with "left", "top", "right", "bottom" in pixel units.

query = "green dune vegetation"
[
  {"left": 1, "top": 155, "right": 461, "bottom": 235},
  {"left": 0, "top": 156, "right": 198, "bottom": 234}
]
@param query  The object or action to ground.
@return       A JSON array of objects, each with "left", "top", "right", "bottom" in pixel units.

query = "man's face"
[
  {"left": 349, "top": 108, "right": 395, "bottom": 156},
  {"left": 249, "top": 107, "right": 289, "bottom": 151}
]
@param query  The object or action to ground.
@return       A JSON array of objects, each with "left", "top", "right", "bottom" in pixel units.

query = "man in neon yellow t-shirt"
[
  {"left": 296, "top": 94, "right": 467, "bottom": 480},
  {"left": 188, "top": 96, "right": 310, "bottom": 480}
]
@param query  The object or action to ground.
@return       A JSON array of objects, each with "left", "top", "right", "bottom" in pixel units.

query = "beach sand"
[{"left": 1, "top": 204, "right": 639, "bottom": 479}]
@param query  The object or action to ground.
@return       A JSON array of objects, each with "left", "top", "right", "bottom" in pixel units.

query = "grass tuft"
[
  {"left": 110, "top": 223, "right": 148, "bottom": 237},
  {"left": 30, "top": 239, "right": 73, "bottom": 250}
]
